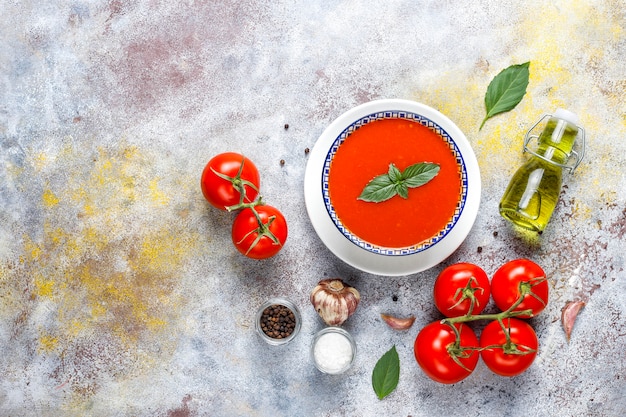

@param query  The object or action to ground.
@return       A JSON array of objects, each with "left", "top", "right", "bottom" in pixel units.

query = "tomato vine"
[
  {"left": 415, "top": 260, "right": 548, "bottom": 383},
  {"left": 201, "top": 153, "right": 288, "bottom": 259}
]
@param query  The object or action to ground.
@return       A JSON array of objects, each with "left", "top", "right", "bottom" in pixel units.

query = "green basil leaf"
[
  {"left": 395, "top": 183, "right": 409, "bottom": 199},
  {"left": 358, "top": 162, "right": 440, "bottom": 203},
  {"left": 388, "top": 163, "right": 403, "bottom": 182},
  {"left": 357, "top": 173, "right": 396, "bottom": 202},
  {"left": 480, "top": 62, "right": 530, "bottom": 130},
  {"left": 372, "top": 345, "right": 400, "bottom": 400},
  {"left": 401, "top": 162, "right": 440, "bottom": 188}
]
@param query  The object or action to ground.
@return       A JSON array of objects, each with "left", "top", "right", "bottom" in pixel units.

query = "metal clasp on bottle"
[{"left": 523, "top": 114, "right": 586, "bottom": 172}]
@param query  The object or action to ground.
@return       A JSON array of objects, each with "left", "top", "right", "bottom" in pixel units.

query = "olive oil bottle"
[{"left": 499, "top": 109, "right": 585, "bottom": 232}]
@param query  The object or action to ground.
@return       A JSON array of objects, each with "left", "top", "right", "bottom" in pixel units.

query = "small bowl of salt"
[{"left": 311, "top": 327, "right": 356, "bottom": 374}]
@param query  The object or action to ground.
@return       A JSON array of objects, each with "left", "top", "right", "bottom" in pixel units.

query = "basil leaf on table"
[
  {"left": 480, "top": 62, "right": 530, "bottom": 130},
  {"left": 358, "top": 162, "right": 440, "bottom": 203},
  {"left": 372, "top": 345, "right": 400, "bottom": 400}
]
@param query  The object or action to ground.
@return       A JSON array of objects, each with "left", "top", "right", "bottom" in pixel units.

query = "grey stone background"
[{"left": 1, "top": 1, "right": 625, "bottom": 416}]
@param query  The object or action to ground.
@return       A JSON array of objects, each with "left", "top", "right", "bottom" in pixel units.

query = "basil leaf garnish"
[
  {"left": 480, "top": 62, "right": 530, "bottom": 130},
  {"left": 358, "top": 162, "right": 440, "bottom": 203},
  {"left": 401, "top": 162, "right": 442, "bottom": 187},
  {"left": 388, "top": 163, "right": 402, "bottom": 182},
  {"left": 372, "top": 345, "right": 400, "bottom": 400},
  {"left": 358, "top": 174, "right": 398, "bottom": 203},
  {"left": 395, "top": 183, "right": 409, "bottom": 199}
]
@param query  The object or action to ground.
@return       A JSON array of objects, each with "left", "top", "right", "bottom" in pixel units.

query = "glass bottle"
[{"left": 499, "top": 109, "right": 585, "bottom": 232}]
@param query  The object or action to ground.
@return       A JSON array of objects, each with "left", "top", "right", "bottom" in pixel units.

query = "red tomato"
[
  {"left": 201, "top": 152, "right": 260, "bottom": 210},
  {"left": 414, "top": 321, "right": 479, "bottom": 384},
  {"left": 434, "top": 263, "right": 491, "bottom": 317},
  {"left": 232, "top": 205, "right": 287, "bottom": 259},
  {"left": 480, "top": 318, "right": 538, "bottom": 376},
  {"left": 491, "top": 259, "right": 548, "bottom": 318}
]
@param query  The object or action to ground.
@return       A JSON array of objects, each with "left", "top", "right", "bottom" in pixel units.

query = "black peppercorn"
[{"left": 260, "top": 304, "right": 296, "bottom": 339}]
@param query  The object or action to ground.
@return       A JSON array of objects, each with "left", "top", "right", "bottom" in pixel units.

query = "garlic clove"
[
  {"left": 310, "top": 279, "right": 360, "bottom": 326},
  {"left": 381, "top": 313, "right": 416, "bottom": 330},
  {"left": 561, "top": 300, "right": 585, "bottom": 342}
]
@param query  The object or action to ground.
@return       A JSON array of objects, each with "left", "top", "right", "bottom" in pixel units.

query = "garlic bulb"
[{"left": 310, "top": 279, "right": 360, "bottom": 326}]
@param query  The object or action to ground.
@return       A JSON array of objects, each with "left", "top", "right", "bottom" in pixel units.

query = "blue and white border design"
[{"left": 322, "top": 111, "right": 468, "bottom": 256}]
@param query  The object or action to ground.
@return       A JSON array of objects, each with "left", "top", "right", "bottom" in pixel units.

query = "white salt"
[{"left": 313, "top": 331, "right": 354, "bottom": 373}]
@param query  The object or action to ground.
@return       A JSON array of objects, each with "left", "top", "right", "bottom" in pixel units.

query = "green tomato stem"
[
  {"left": 210, "top": 154, "right": 260, "bottom": 210},
  {"left": 210, "top": 155, "right": 284, "bottom": 256},
  {"left": 443, "top": 307, "right": 533, "bottom": 327},
  {"left": 235, "top": 205, "right": 282, "bottom": 255},
  {"left": 226, "top": 197, "right": 264, "bottom": 213},
  {"left": 441, "top": 283, "right": 542, "bottom": 359},
  {"left": 448, "top": 276, "right": 484, "bottom": 313}
]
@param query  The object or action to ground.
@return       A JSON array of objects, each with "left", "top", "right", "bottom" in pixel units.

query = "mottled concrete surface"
[{"left": 1, "top": 1, "right": 625, "bottom": 416}]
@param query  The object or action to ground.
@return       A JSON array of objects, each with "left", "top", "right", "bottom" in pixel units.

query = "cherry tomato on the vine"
[
  {"left": 434, "top": 263, "right": 491, "bottom": 317},
  {"left": 491, "top": 259, "right": 548, "bottom": 318},
  {"left": 480, "top": 318, "right": 538, "bottom": 377},
  {"left": 201, "top": 152, "right": 260, "bottom": 210},
  {"left": 414, "top": 321, "right": 479, "bottom": 384},
  {"left": 232, "top": 205, "right": 288, "bottom": 259}
]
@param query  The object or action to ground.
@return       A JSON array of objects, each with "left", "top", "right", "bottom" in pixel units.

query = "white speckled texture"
[{"left": 1, "top": 1, "right": 625, "bottom": 416}]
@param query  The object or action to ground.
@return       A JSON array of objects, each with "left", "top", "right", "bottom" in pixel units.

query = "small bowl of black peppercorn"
[{"left": 255, "top": 298, "right": 301, "bottom": 346}]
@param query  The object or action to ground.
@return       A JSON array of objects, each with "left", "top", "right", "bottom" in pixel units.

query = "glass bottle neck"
[
  {"left": 536, "top": 117, "right": 578, "bottom": 165},
  {"left": 535, "top": 144, "right": 568, "bottom": 165}
]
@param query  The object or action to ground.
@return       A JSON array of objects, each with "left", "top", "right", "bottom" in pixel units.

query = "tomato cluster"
[
  {"left": 200, "top": 152, "right": 288, "bottom": 259},
  {"left": 414, "top": 259, "right": 548, "bottom": 384}
]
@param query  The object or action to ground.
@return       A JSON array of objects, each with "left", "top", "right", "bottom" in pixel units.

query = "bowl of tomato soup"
[{"left": 304, "top": 99, "right": 480, "bottom": 276}]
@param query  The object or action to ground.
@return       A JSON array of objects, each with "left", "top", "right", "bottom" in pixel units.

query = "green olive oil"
[{"left": 499, "top": 109, "right": 583, "bottom": 232}]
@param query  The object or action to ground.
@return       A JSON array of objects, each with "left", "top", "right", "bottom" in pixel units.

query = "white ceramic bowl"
[{"left": 304, "top": 99, "right": 481, "bottom": 276}]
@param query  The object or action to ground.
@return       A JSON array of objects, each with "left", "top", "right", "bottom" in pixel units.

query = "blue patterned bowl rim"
[{"left": 321, "top": 110, "right": 468, "bottom": 256}]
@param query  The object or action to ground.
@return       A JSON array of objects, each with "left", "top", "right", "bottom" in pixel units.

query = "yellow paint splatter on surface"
[
  {"left": 149, "top": 178, "right": 171, "bottom": 205},
  {"left": 2, "top": 142, "right": 199, "bottom": 407},
  {"left": 35, "top": 274, "right": 55, "bottom": 298},
  {"left": 43, "top": 188, "right": 60, "bottom": 207},
  {"left": 411, "top": 0, "right": 626, "bottom": 195},
  {"left": 518, "top": 0, "right": 626, "bottom": 197},
  {"left": 38, "top": 332, "right": 59, "bottom": 353}
]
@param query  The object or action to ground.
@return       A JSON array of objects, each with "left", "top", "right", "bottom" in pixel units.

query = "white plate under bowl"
[{"left": 304, "top": 99, "right": 481, "bottom": 276}]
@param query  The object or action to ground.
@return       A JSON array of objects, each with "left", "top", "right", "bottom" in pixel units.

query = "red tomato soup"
[{"left": 328, "top": 117, "right": 462, "bottom": 249}]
